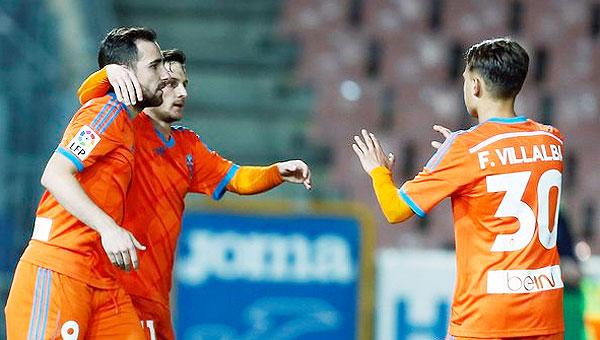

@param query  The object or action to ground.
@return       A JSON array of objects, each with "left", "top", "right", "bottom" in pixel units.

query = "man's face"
[
  {"left": 149, "top": 61, "right": 188, "bottom": 123},
  {"left": 132, "top": 39, "right": 169, "bottom": 108}
]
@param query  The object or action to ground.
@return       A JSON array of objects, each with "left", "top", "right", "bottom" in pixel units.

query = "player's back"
[{"left": 448, "top": 116, "right": 564, "bottom": 337}]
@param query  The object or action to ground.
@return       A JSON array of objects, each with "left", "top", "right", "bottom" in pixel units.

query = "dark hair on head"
[
  {"left": 162, "top": 49, "right": 186, "bottom": 65},
  {"left": 162, "top": 49, "right": 187, "bottom": 74},
  {"left": 465, "top": 38, "right": 529, "bottom": 99},
  {"left": 98, "top": 27, "right": 157, "bottom": 69}
]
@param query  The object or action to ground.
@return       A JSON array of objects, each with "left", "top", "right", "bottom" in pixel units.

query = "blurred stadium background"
[{"left": 0, "top": 0, "right": 599, "bottom": 339}]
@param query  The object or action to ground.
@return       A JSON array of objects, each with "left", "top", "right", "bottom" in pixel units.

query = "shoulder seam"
[
  {"left": 425, "top": 130, "right": 468, "bottom": 171},
  {"left": 97, "top": 103, "right": 125, "bottom": 134},
  {"left": 171, "top": 125, "right": 202, "bottom": 140},
  {"left": 89, "top": 98, "right": 121, "bottom": 133}
]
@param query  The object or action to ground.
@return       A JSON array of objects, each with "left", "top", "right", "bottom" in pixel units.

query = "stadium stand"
[
  {"left": 114, "top": 0, "right": 327, "bottom": 200},
  {"left": 0, "top": 0, "right": 598, "bottom": 337},
  {"left": 280, "top": 0, "right": 600, "bottom": 251}
]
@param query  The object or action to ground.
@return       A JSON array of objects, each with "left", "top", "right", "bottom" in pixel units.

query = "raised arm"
[
  {"left": 369, "top": 167, "right": 414, "bottom": 223},
  {"left": 430, "top": 124, "right": 452, "bottom": 149},
  {"left": 352, "top": 129, "right": 414, "bottom": 223}
]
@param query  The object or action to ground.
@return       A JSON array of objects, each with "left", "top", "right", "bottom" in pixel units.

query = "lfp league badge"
[{"left": 68, "top": 125, "right": 101, "bottom": 161}]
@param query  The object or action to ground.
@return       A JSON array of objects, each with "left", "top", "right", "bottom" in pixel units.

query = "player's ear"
[
  {"left": 121, "top": 62, "right": 136, "bottom": 74},
  {"left": 472, "top": 76, "right": 481, "bottom": 98}
]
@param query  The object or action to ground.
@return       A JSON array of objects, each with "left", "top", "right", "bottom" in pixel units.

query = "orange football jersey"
[
  {"left": 401, "top": 116, "right": 564, "bottom": 337},
  {"left": 118, "top": 112, "right": 236, "bottom": 307},
  {"left": 21, "top": 93, "right": 135, "bottom": 289}
]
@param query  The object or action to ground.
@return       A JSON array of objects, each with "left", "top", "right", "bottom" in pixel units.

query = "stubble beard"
[{"left": 136, "top": 87, "right": 164, "bottom": 110}]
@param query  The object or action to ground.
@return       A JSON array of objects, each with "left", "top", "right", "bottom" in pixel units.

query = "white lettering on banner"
[
  {"left": 176, "top": 230, "right": 354, "bottom": 285},
  {"left": 487, "top": 265, "right": 563, "bottom": 294}
]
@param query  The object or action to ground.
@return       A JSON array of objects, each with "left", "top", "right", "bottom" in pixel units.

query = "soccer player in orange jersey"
[
  {"left": 352, "top": 38, "right": 564, "bottom": 339},
  {"left": 77, "top": 49, "right": 312, "bottom": 340},
  {"left": 4, "top": 27, "right": 169, "bottom": 339}
]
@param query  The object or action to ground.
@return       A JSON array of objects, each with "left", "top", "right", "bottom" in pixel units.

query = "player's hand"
[
  {"left": 98, "top": 223, "right": 146, "bottom": 272},
  {"left": 277, "top": 160, "right": 312, "bottom": 190},
  {"left": 105, "top": 64, "right": 143, "bottom": 106},
  {"left": 352, "top": 129, "right": 395, "bottom": 174},
  {"left": 430, "top": 124, "right": 452, "bottom": 149}
]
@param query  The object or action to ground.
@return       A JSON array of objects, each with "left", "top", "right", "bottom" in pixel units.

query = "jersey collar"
[
  {"left": 154, "top": 127, "right": 175, "bottom": 148},
  {"left": 486, "top": 116, "right": 528, "bottom": 124}
]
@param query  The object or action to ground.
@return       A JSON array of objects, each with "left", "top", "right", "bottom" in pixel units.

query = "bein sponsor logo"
[
  {"left": 487, "top": 265, "right": 563, "bottom": 294},
  {"left": 507, "top": 271, "right": 556, "bottom": 292},
  {"left": 176, "top": 230, "right": 355, "bottom": 286}
]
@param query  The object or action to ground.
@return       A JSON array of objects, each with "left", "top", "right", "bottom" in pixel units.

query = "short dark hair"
[
  {"left": 162, "top": 49, "right": 187, "bottom": 74},
  {"left": 98, "top": 27, "right": 157, "bottom": 69},
  {"left": 162, "top": 49, "right": 186, "bottom": 65},
  {"left": 465, "top": 38, "right": 529, "bottom": 99}
]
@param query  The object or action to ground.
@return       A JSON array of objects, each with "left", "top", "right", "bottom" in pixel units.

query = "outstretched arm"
[
  {"left": 352, "top": 129, "right": 414, "bottom": 223},
  {"left": 227, "top": 160, "right": 311, "bottom": 194}
]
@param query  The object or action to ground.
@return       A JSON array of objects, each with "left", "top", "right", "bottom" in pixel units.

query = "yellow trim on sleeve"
[
  {"left": 369, "top": 166, "right": 414, "bottom": 223},
  {"left": 226, "top": 164, "right": 283, "bottom": 195}
]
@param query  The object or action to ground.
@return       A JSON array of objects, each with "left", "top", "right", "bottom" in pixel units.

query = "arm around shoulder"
[{"left": 78, "top": 68, "right": 110, "bottom": 104}]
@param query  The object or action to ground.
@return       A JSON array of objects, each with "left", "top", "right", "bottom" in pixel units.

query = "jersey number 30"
[{"left": 486, "top": 170, "right": 562, "bottom": 252}]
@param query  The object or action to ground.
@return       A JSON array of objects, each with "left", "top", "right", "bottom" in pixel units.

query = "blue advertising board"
[{"left": 174, "top": 208, "right": 372, "bottom": 340}]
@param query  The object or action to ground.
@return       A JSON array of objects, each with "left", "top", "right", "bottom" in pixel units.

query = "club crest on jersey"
[
  {"left": 154, "top": 146, "right": 166, "bottom": 156},
  {"left": 186, "top": 154, "right": 194, "bottom": 179},
  {"left": 68, "top": 125, "right": 100, "bottom": 161}
]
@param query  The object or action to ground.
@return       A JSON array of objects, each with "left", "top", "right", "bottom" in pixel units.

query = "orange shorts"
[
  {"left": 131, "top": 295, "right": 175, "bottom": 340},
  {"left": 4, "top": 261, "right": 145, "bottom": 339},
  {"left": 449, "top": 333, "right": 564, "bottom": 340}
]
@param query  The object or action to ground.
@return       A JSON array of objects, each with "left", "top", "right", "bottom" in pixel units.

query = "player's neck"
[
  {"left": 125, "top": 104, "right": 141, "bottom": 119},
  {"left": 476, "top": 97, "right": 517, "bottom": 123},
  {"left": 146, "top": 112, "right": 172, "bottom": 137}
]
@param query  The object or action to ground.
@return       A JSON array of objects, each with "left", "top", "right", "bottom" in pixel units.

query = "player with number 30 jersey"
[
  {"left": 403, "top": 117, "right": 564, "bottom": 337},
  {"left": 352, "top": 38, "right": 564, "bottom": 339}
]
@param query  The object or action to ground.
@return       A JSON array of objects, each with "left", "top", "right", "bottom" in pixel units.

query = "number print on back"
[{"left": 486, "top": 169, "right": 561, "bottom": 252}]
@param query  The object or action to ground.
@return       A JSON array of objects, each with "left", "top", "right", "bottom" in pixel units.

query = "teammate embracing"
[
  {"left": 5, "top": 27, "right": 169, "bottom": 339},
  {"left": 77, "top": 48, "right": 312, "bottom": 340},
  {"left": 353, "top": 38, "right": 564, "bottom": 339}
]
